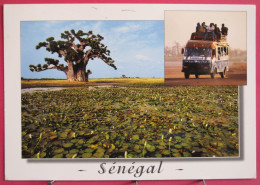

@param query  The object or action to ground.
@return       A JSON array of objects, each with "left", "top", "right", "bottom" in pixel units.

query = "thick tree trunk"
[
  {"left": 75, "top": 63, "right": 87, "bottom": 82},
  {"left": 65, "top": 61, "right": 89, "bottom": 82},
  {"left": 66, "top": 61, "right": 75, "bottom": 82}
]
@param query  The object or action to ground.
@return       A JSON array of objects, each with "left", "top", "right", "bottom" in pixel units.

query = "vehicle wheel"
[
  {"left": 195, "top": 74, "right": 199, "bottom": 79},
  {"left": 185, "top": 73, "right": 190, "bottom": 79},
  {"left": 220, "top": 68, "right": 226, "bottom": 78},
  {"left": 210, "top": 68, "right": 217, "bottom": 79}
]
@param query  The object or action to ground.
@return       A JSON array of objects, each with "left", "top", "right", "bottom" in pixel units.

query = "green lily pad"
[
  {"left": 82, "top": 153, "right": 92, "bottom": 158},
  {"left": 69, "top": 149, "right": 79, "bottom": 154},
  {"left": 132, "top": 135, "right": 139, "bottom": 140},
  {"left": 53, "top": 148, "right": 64, "bottom": 154},
  {"left": 53, "top": 154, "right": 63, "bottom": 158},
  {"left": 63, "top": 143, "right": 73, "bottom": 148}
]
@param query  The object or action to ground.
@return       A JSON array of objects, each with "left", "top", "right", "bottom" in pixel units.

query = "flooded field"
[{"left": 22, "top": 86, "right": 239, "bottom": 158}]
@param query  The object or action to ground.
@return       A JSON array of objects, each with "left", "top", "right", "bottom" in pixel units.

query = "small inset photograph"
[{"left": 165, "top": 11, "right": 247, "bottom": 86}]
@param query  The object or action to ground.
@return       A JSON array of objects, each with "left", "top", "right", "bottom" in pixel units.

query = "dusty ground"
[{"left": 165, "top": 61, "right": 247, "bottom": 86}]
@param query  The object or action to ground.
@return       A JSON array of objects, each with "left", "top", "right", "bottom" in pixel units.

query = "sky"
[
  {"left": 21, "top": 21, "right": 164, "bottom": 79},
  {"left": 165, "top": 11, "right": 247, "bottom": 50}
]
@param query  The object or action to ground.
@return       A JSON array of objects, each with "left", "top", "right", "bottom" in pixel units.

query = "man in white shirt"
[{"left": 204, "top": 23, "right": 215, "bottom": 40}]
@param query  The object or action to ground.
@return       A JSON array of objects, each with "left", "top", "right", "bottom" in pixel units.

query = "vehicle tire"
[
  {"left": 210, "top": 72, "right": 215, "bottom": 79},
  {"left": 210, "top": 68, "right": 217, "bottom": 79},
  {"left": 185, "top": 73, "right": 190, "bottom": 79},
  {"left": 195, "top": 74, "right": 199, "bottom": 79},
  {"left": 220, "top": 68, "right": 226, "bottom": 78}
]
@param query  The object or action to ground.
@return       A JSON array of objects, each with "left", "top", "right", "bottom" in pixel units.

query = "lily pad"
[
  {"left": 63, "top": 143, "right": 73, "bottom": 148},
  {"left": 53, "top": 148, "right": 64, "bottom": 154},
  {"left": 82, "top": 153, "right": 92, "bottom": 158},
  {"left": 53, "top": 154, "right": 63, "bottom": 158}
]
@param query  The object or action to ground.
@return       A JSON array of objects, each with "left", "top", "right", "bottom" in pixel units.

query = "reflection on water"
[
  {"left": 21, "top": 85, "right": 115, "bottom": 93},
  {"left": 21, "top": 87, "right": 65, "bottom": 93}
]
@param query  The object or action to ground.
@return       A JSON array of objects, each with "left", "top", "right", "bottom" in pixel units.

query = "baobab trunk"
[{"left": 75, "top": 63, "right": 87, "bottom": 82}]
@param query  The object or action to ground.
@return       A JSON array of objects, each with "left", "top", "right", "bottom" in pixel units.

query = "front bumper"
[{"left": 182, "top": 60, "right": 212, "bottom": 74}]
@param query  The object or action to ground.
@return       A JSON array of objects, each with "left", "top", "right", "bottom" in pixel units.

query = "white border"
[{"left": 4, "top": 4, "right": 256, "bottom": 180}]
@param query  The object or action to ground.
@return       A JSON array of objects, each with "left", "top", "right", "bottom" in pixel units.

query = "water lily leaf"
[
  {"left": 69, "top": 149, "right": 79, "bottom": 154},
  {"left": 183, "top": 152, "right": 192, "bottom": 157},
  {"left": 40, "top": 152, "right": 46, "bottom": 158},
  {"left": 82, "top": 153, "right": 92, "bottom": 158},
  {"left": 132, "top": 135, "right": 139, "bottom": 140},
  {"left": 146, "top": 144, "right": 156, "bottom": 152},
  {"left": 175, "top": 144, "right": 182, "bottom": 149},
  {"left": 78, "top": 139, "right": 84, "bottom": 145},
  {"left": 85, "top": 148, "right": 94, "bottom": 153},
  {"left": 63, "top": 143, "right": 73, "bottom": 148},
  {"left": 53, "top": 154, "right": 63, "bottom": 158},
  {"left": 53, "top": 148, "right": 64, "bottom": 154},
  {"left": 59, "top": 132, "right": 68, "bottom": 139},
  {"left": 162, "top": 150, "right": 170, "bottom": 155},
  {"left": 172, "top": 152, "right": 182, "bottom": 157}
]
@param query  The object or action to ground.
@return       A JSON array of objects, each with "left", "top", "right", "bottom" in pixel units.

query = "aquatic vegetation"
[{"left": 22, "top": 86, "right": 239, "bottom": 158}]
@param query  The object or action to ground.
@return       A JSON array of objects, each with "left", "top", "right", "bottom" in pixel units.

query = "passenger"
[
  {"left": 200, "top": 22, "right": 207, "bottom": 32},
  {"left": 196, "top": 22, "right": 201, "bottom": 32},
  {"left": 214, "top": 24, "right": 221, "bottom": 41},
  {"left": 221, "top": 24, "right": 228, "bottom": 35},
  {"left": 204, "top": 23, "right": 215, "bottom": 40}
]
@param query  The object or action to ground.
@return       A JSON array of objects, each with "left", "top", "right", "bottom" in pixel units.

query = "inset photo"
[{"left": 165, "top": 11, "right": 247, "bottom": 86}]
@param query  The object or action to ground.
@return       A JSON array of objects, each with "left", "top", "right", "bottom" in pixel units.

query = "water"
[{"left": 21, "top": 87, "right": 65, "bottom": 93}]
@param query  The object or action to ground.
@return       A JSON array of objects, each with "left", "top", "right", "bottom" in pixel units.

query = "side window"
[
  {"left": 217, "top": 47, "right": 221, "bottom": 60},
  {"left": 212, "top": 49, "right": 216, "bottom": 57},
  {"left": 224, "top": 47, "right": 227, "bottom": 56}
]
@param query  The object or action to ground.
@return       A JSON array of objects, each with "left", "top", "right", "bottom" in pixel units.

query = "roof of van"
[{"left": 186, "top": 40, "right": 229, "bottom": 48}]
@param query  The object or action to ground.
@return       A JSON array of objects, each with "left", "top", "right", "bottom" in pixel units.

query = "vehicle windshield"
[{"left": 185, "top": 47, "right": 211, "bottom": 57}]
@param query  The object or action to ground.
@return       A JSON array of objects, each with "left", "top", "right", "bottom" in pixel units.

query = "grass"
[{"left": 21, "top": 78, "right": 164, "bottom": 89}]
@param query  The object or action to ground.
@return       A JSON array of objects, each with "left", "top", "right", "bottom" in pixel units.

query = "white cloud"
[
  {"left": 113, "top": 22, "right": 143, "bottom": 33},
  {"left": 136, "top": 54, "right": 150, "bottom": 61},
  {"left": 114, "top": 26, "right": 130, "bottom": 33}
]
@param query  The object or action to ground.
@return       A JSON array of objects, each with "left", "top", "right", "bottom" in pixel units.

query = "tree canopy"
[{"left": 29, "top": 29, "right": 116, "bottom": 81}]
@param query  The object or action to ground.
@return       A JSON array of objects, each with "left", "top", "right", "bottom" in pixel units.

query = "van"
[{"left": 181, "top": 36, "right": 229, "bottom": 79}]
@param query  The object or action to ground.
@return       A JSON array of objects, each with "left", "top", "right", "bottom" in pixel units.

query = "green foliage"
[
  {"left": 45, "top": 58, "right": 59, "bottom": 66},
  {"left": 30, "top": 29, "right": 117, "bottom": 74},
  {"left": 22, "top": 86, "right": 238, "bottom": 158}
]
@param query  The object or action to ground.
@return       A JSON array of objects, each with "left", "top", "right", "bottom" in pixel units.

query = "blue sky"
[{"left": 21, "top": 21, "right": 164, "bottom": 79}]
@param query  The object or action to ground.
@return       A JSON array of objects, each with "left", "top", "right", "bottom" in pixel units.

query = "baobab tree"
[{"left": 29, "top": 29, "right": 117, "bottom": 82}]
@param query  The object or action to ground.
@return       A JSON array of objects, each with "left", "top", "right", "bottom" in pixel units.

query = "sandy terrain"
[{"left": 165, "top": 61, "right": 247, "bottom": 86}]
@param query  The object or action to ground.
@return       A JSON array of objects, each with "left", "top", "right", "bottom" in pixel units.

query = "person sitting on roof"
[
  {"left": 199, "top": 22, "right": 207, "bottom": 32},
  {"left": 204, "top": 23, "right": 215, "bottom": 40},
  {"left": 214, "top": 24, "right": 221, "bottom": 41},
  {"left": 196, "top": 22, "right": 201, "bottom": 32},
  {"left": 221, "top": 24, "right": 228, "bottom": 35}
]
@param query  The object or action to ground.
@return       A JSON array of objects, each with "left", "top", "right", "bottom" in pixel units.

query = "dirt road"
[{"left": 165, "top": 61, "right": 247, "bottom": 86}]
